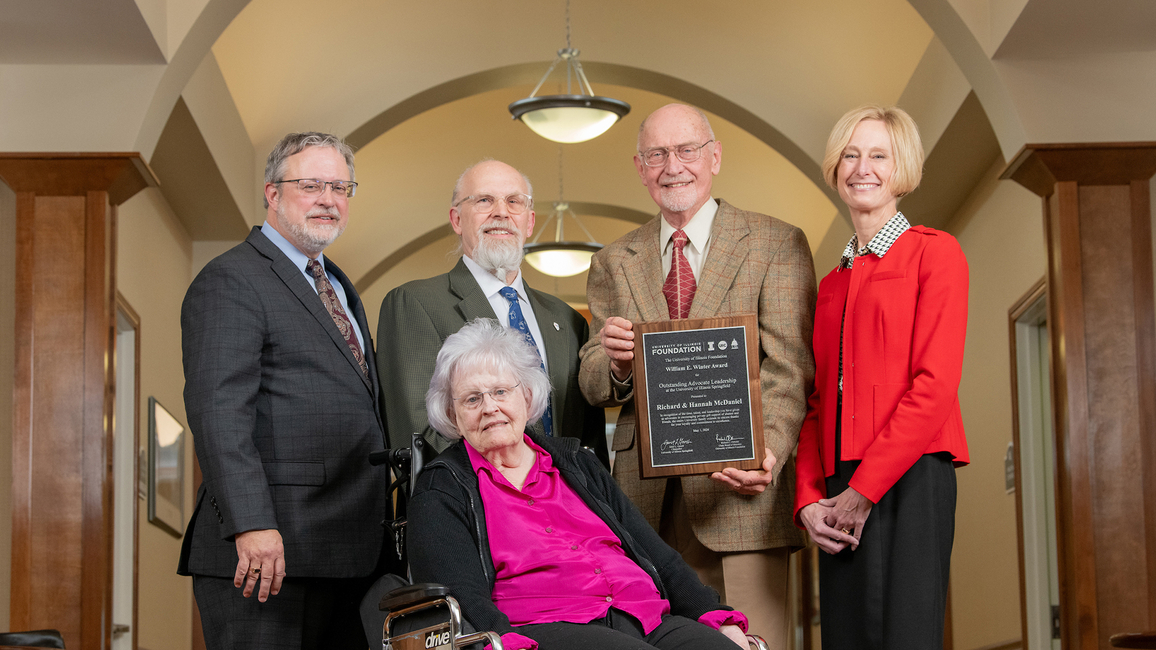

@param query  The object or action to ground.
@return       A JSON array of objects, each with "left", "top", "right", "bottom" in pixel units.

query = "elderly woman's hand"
[
  {"left": 718, "top": 624, "right": 748, "bottom": 647},
  {"left": 822, "top": 487, "right": 873, "bottom": 550},
  {"left": 799, "top": 502, "right": 854, "bottom": 554}
]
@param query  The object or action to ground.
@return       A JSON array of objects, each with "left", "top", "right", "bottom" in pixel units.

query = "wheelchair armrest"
[{"left": 380, "top": 582, "right": 452, "bottom": 612}]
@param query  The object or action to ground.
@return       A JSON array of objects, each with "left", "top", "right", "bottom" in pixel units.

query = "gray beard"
[
  {"left": 660, "top": 187, "right": 697, "bottom": 213},
  {"left": 279, "top": 206, "right": 344, "bottom": 256},
  {"left": 471, "top": 229, "right": 524, "bottom": 280}
]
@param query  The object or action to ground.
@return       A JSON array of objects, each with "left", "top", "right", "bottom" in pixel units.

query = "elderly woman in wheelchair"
[{"left": 406, "top": 318, "right": 754, "bottom": 650}]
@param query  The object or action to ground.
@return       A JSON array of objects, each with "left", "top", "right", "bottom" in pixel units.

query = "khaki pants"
[{"left": 659, "top": 479, "right": 790, "bottom": 650}]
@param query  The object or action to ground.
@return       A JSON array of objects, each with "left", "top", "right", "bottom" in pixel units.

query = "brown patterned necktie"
[
  {"left": 662, "top": 229, "right": 697, "bottom": 319},
  {"left": 307, "top": 259, "right": 369, "bottom": 379}
]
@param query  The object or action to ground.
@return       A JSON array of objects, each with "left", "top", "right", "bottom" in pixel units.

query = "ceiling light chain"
[{"left": 507, "top": 0, "right": 630, "bottom": 143}]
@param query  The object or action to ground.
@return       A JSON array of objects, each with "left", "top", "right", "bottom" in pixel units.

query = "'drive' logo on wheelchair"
[{"left": 425, "top": 630, "right": 451, "bottom": 648}]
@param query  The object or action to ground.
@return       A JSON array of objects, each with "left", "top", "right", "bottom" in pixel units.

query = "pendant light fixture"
[
  {"left": 508, "top": 0, "right": 630, "bottom": 144},
  {"left": 523, "top": 148, "right": 603, "bottom": 277}
]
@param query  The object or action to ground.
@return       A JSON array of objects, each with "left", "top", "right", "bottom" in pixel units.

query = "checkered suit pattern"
[{"left": 579, "top": 200, "right": 816, "bottom": 551}]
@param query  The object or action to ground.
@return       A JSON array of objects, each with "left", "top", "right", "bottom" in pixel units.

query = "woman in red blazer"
[{"left": 794, "top": 105, "right": 970, "bottom": 650}]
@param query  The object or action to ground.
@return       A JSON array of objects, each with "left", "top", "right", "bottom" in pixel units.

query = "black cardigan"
[{"left": 407, "top": 433, "right": 731, "bottom": 636}]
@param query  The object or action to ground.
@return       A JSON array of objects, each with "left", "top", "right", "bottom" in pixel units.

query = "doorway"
[
  {"left": 113, "top": 296, "right": 141, "bottom": 650},
  {"left": 1009, "top": 279, "right": 1060, "bottom": 650}
]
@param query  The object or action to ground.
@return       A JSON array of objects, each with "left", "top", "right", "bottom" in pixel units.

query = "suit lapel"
[
  {"left": 246, "top": 228, "right": 373, "bottom": 394},
  {"left": 622, "top": 217, "right": 669, "bottom": 323},
  {"left": 525, "top": 284, "right": 568, "bottom": 397},
  {"left": 689, "top": 200, "right": 748, "bottom": 319},
  {"left": 448, "top": 258, "right": 499, "bottom": 322}
]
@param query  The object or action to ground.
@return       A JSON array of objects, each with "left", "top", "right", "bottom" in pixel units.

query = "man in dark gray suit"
[
  {"left": 377, "top": 159, "right": 608, "bottom": 467},
  {"left": 179, "top": 132, "right": 387, "bottom": 650}
]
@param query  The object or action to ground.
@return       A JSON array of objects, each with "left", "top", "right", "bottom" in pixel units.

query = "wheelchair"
[{"left": 360, "top": 434, "right": 770, "bottom": 650}]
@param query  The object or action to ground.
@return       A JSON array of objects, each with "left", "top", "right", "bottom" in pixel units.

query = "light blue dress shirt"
[{"left": 260, "top": 221, "right": 367, "bottom": 352}]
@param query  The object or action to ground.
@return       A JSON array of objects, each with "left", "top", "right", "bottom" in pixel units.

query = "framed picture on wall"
[{"left": 148, "top": 396, "right": 185, "bottom": 538}]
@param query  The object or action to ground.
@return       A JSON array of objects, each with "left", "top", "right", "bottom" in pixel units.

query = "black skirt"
[{"left": 818, "top": 413, "right": 957, "bottom": 650}]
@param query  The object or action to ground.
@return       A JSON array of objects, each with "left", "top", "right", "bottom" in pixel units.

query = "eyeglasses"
[
  {"left": 639, "top": 140, "right": 715, "bottom": 167},
  {"left": 275, "top": 178, "right": 358, "bottom": 198},
  {"left": 453, "top": 193, "right": 533, "bottom": 215},
  {"left": 452, "top": 383, "right": 522, "bottom": 410}
]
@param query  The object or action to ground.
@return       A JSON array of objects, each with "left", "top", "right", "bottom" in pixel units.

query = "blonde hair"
[{"left": 821, "top": 105, "right": 923, "bottom": 198}]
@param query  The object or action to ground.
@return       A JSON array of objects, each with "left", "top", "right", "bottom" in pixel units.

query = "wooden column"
[
  {"left": 0, "top": 154, "right": 153, "bottom": 650},
  {"left": 1003, "top": 144, "right": 1156, "bottom": 649}
]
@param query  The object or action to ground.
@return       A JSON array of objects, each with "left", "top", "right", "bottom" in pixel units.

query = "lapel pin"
[{"left": 553, "top": 322, "right": 560, "bottom": 331}]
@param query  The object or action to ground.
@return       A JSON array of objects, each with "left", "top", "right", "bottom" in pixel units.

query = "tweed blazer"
[
  {"left": 178, "top": 227, "right": 387, "bottom": 579},
  {"left": 376, "top": 257, "right": 609, "bottom": 467},
  {"left": 579, "top": 200, "right": 815, "bottom": 551}
]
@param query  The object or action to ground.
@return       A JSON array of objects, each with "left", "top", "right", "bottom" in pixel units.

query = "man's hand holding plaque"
[
  {"left": 600, "top": 316, "right": 636, "bottom": 382},
  {"left": 600, "top": 314, "right": 767, "bottom": 479}
]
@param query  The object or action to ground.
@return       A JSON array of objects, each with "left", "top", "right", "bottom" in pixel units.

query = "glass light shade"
[
  {"left": 509, "top": 95, "right": 630, "bottom": 144},
  {"left": 523, "top": 241, "right": 603, "bottom": 277}
]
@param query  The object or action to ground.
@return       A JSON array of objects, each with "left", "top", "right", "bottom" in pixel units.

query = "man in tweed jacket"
[
  {"left": 579, "top": 104, "right": 815, "bottom": 649},
  {"left": 179, "top": 133, "right": 387, "bottom": 649}
]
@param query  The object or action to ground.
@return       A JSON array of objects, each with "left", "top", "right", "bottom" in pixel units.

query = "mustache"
[
  {"left": 477, "top": 217, "right": 523, "bottom": 237},
  {"left": 306, "top": 207, "right": 342, "bottom": 219},
  {"left": 660, "top": 175, "right": 693, "bottom": 186}
]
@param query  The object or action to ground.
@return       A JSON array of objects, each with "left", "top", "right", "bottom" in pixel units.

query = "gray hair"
[
  {"left": 450, "top": 159, "right": 534, "bottom": 206},
  {"left": 264, "top": 132, "right": 356, "bottom": 208},
  {"left": 425, "top": 318, "right": 551, "bottom": 440}
]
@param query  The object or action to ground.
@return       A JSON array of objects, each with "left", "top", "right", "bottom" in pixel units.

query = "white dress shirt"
[
  {"left": 462, "top": 255, "right": 549, "bottom": 372},
  {"left": 659, "top": 197, "right": 719, "bottom": 280}
]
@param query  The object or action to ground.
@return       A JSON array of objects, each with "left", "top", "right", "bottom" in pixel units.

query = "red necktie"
[
  {"left": 307, "top": 259, "right": 369, "bottom": 379},
  {"left": 662, "top": 229, "right": 697, "bottom": 319}
]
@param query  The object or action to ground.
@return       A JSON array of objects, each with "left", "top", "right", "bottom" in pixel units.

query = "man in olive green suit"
[
  {"left": 377, "top": 160, "right": 608, "bottom": 466},
  {"left": 579, "top": 105, "right": 815, "bottom": 649}
]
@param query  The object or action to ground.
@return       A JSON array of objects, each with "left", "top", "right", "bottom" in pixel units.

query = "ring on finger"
[
  {"left": 840, "top": 528, "right": 851, "bottom": 534},
  {"left": 250, "top": 567, "right": 261, "bottom": 576}
]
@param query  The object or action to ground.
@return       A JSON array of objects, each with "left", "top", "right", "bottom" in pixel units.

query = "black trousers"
[
  {"left": 515, "top": 608, "right": 742, "bottom": 650},
  {"left": 193, "top": 573, "right": 376, "bottom": 650},
  {"left": 817, "top": 451, "right": 957, "bottom": 650}
]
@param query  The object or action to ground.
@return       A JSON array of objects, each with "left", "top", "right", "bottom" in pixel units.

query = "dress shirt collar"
[
  {"left": 660, "top": 197, "right": 718, "bottom": 255},
  {"left": 260, "top": 221, "right": 327, "bottom": 276},
  {"left": 838, "top": 212, "right": 911, "bottom": 270},
  {"left": 462, "top": 254, "right": 529, "bottom": 303}
]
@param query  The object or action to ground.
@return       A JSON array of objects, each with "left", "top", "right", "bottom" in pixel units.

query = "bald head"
[
  {"left": 633, "top": 104, "right": 722, "bottom": 228},
  {"left": 637, "top": 104, "right": 715, "bottom": 152},
  {"left": 448, "top": 159, "right": 537, "bottom": 284},
  {"left": 451, "top": 159, "right": 533, "bottom": 206}
]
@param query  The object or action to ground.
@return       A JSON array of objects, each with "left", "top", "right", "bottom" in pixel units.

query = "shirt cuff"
[
  {"left": 610, "top": 369, "right": 633, "bottom": 400},
  {"left": 698, "top": 609, "right": 749, "bottom": 633},
  {"left": 488, "top": 632, "right": 538, "bottom": 650}
]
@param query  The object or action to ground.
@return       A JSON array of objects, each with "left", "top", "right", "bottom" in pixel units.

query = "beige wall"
[
  {"left": 0, "top": 180, "right": 14, "bottom": 631},
  {"left": 946, "top": 159, "right": 1046, "bottom": 649},
  {"left": 117, "top": 188, "right": 195, "bottom": 650}
]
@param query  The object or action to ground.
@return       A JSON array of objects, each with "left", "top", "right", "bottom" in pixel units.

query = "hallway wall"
[
  {"left": 116, "top": 188, "right": 195, "bottom": 650},
  {"left": 947, "top": 159, "right": 1046, "bottom": 649}
]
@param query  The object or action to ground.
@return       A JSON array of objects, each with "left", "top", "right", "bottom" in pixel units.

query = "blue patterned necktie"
[{"left": 498, "top": 286, "right": 553, "bottom": 436}]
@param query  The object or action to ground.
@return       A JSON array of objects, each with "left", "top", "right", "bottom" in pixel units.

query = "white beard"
[
  {"left": 471, "top": 218, "right": 525, "bottom": 279},
  {"left": 659, "top": 176, "right": 697, "bottom": 213},
  {"left": 280, "top": 205, "right": 345, "bottom": 256}
]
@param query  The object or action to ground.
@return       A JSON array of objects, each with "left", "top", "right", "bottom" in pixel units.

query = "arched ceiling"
[
  {"left": 20, "top": 0, "right": 1154, "bottom": 315},
  {"left": 196, "top": 0, "right": 942, "bottom": 310},
  {"left": 210, "top": 0, "right": 933, "bottom": 162}
]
